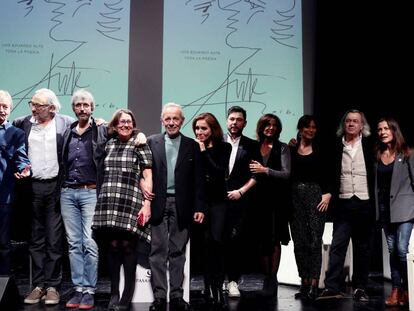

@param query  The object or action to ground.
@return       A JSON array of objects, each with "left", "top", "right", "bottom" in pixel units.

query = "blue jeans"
[
  {"left": 61, "top": 188, "right": 98, "bottom": 293},
  {"left": 383, "top": 221, "right": 413, "bottom": 289}
]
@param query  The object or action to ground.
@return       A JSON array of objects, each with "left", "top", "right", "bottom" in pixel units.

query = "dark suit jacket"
[
  {"left": 0, "top": 122, "right": 31, "bottom": 204},
  {"left": 225, "top": 135, "right": 261, "bottom": 192},
  {"left": 147, "top": 132, "right": 206, "bottom": 230},
  {"left": 59, "top": 118, "right": 108, "bottom": 196},
  {"left": 13, "top": 113, "right": 75, "bottom": 165}
]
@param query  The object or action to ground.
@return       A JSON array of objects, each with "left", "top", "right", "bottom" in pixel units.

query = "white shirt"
[
  {"left": 227, "top": 134, "right": 241, "bottom": 175},
  {"left": 28, "top": 117, "right": 59, "bottom": 179}
]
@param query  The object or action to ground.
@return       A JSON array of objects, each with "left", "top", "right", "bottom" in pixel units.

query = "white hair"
[{"left": 0, "top": 90, "right": 13, "bottom": 109}]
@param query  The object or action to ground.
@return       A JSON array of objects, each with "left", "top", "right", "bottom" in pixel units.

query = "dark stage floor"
[
  {"left": 4, "top": 242, "right": 403, "bottom": 311},
  {"left": 7, "top": 273, "right": 403, "bottom": 311}
]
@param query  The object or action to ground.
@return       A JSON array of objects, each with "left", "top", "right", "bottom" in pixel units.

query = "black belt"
[
  {"left": 32, "top": 177, "right": 58, "bottom": 183},
  {"left": 166, "top": 193, "right": 175, "bottom": 197}
]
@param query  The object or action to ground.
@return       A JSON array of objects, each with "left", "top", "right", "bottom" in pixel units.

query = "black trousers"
[
  {"left": 223, "top": 201, "right": 246, "bottom": 283},
  {"left": 290, "top": 182, "right": 326, "bottom": 279},
  {"left": 29, "top": 179, "right": 63, "bottom": 288},
  {"left": 324, "top": 196, "right": 373, "bottom": 292},
  {"left": 0, "top": 204, "right": 11, "bottom": 275}
]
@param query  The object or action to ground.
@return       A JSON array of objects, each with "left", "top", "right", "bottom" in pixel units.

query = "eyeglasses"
[
  {"left": 119, "top": 119, "right": 133, "bottom": 125},
  {"left": 28, "top": 101, "right": 50, "bottom": 109},
  {"left": 73, "top": 102, "right": 91, "bottom": 109}
]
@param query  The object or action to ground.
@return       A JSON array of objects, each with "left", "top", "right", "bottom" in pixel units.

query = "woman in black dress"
[
  {"left": 192, "top": 112, "right": 231, "bottom": 309},
  {"left": 249, "top": 113, "right": 291, "bottom": 296}
]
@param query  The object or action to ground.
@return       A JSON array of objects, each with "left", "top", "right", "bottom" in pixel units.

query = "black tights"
[{"left": 106, "top": 234, "right": 138, "bottom": 306}]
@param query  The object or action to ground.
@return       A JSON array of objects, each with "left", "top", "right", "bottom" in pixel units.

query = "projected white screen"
[
  {"left": 1, "top": 0, "right": 304, "bottom": 141},
  {"left": 163, "top": 0, "right": 303, "bottom": 141},
  {"left": 0, "top": 0, "right": 130, "bottom": 121}
]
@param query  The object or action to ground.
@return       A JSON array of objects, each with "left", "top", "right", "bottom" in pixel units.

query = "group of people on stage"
[{"left": 1, "top": 87, "right": 413, "bottom": 310}]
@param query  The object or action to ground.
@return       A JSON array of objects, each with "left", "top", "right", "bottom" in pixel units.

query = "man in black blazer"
[
  {"left": 13, "top": 88, "right": 74, "bottom": 305},
  {"left": 223, "top": 106, "right": 261, "bottom": 298},
  {"left": 147, "top": 103, "right": 205, "bottom": 311},
  {"left": 317, "top": 109, "right": 375, "bottom": 302}
]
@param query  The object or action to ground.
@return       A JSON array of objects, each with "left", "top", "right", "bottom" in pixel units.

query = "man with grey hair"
[
  {"left": 317, "top": 109, "right": 375, "bottom": 302},
  {"left": 147, "top": 103, "right": 206, "bottom": 311},
  {"left": 58, "top": 89, "right": 108, "bottom": 309},
  {"left": 13, "top": 88, "right": 74, "bottom": 305},
  {"left": 0, "top": 90, "right": 31, "bottom": 276}
]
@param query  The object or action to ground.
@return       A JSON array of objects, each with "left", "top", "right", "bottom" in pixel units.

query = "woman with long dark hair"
[
  {"left": 192, "top": 112, "right": 231, "bottom": 309},
  {"left": 375, "top": 117, "right": 414, "bottom": 307},
  {"left": 289, "top": 115, "right": 332, "bottom": 300}
]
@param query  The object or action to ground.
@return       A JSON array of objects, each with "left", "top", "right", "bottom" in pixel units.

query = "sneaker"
[
  {"left": 79, "top": 293, "right": 94, "bottom": 310},
  {"left": 315, "top": 289, "right": 344, "bottom": 300},
  {"left": 24, "top": 287, "right": 46, "bottom": 304},
  {"left": 44, "top": 287, "right": 60, "bottom": 305},
  {"left": 66, "top": 291, "right": 83, "bottom": 308},
  {"left": 353, "top": 288, "right": 369, "bottom": 302},
  {"left": 227, "top": 281, "right": 241, "bottom": 298}
]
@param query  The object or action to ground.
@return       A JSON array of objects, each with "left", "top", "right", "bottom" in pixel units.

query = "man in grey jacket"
[{"left": 13, "top": 88, "right": 74, "bottom": 305}]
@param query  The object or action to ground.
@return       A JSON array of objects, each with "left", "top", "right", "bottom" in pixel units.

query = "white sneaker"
[{"left": 227, "top": 281, "right": 240, "bottom": 298}]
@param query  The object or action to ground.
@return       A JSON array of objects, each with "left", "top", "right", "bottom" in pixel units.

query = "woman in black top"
[
  {"left": 249, "top": 113, "right": 291, "bottom": 296},
  {"left": 289, "top": 115, "right": 332, "bottom": 300},
  {"left": 375, "top": 117, "right": 414, "bottom": 307},
  {"left": 193, "top": 112, "right": 231, "bottom": 308}
]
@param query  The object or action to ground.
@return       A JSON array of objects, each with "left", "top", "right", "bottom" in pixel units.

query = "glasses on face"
[
  {"left": 119, "top": 119, "right": 133, "bottom": 126},
  {"left": 73, "top": 102, "right": 91, "bottom": 109},
  {"left": 28, "top": 101, "right": 49, "bottom": 109}
]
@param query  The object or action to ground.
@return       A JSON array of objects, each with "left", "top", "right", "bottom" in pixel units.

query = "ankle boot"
[
  {"left": 399, "top": 290, "right": 408, "bottom": 306},
  {"left": 108, "top": 293, "right": 120, "bottom": 310},
  {"left": 307, "top": 286, "right": 318, "bottom": 300},
  {"left": 385, "top": 288, "right": 399, "bottom": 306},
  {"left": 212, "top": 284, "right": 228, "bottom": 310},
  {"left": 294, "top": 285, "right": 310, "bottom": 299},
  {"left": 258, "top": 275, "right": 278, "bottom": 297},
  {"left": 203, "top": 277, "right": 213, "bottom": 303}
]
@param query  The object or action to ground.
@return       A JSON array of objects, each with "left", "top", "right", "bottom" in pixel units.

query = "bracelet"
[{"left": 238, "top": 190, "right": 243, "bottom": 197}]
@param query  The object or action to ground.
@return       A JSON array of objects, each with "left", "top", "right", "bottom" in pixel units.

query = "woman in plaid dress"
[{"left": 93, "top": 109, "right": 153, "bottom": 310}]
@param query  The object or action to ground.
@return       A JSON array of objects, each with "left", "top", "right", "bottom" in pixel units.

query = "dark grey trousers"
[{"left": 149, "top": 196, "right": 189, "bottom": 299}]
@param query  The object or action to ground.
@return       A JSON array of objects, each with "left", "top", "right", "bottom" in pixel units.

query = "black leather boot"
[
  {"left": 203, "top": 278, "right": 213, "bottom": 304},
  {"left": 308, "top": 286, "right": 318, "bottom": 300},
  {"left": 212, "top": 283, "right": 228, "bottom": 310},
  {"left": 294, "top": 285, "right": 310, "bottom": 299},
  {"left": 258, "top": 275, "right": 278, "bottom": 297}
]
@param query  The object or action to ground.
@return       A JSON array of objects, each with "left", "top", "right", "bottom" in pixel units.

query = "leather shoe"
[
  {"left": 170, "top": 297, "right": 192, "bottom": 311},
  {"left": 149, "top": 298, "right": 167, "bottom": 311}
]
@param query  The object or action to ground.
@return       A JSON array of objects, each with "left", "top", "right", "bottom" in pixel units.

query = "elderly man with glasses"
[{"left": 13, "top": 88, "right": 74, "bottom": 305}]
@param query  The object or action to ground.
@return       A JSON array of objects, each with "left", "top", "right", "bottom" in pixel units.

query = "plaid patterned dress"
[{"left": 93, "top": 136, "right": 152, "bottom": 242}]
